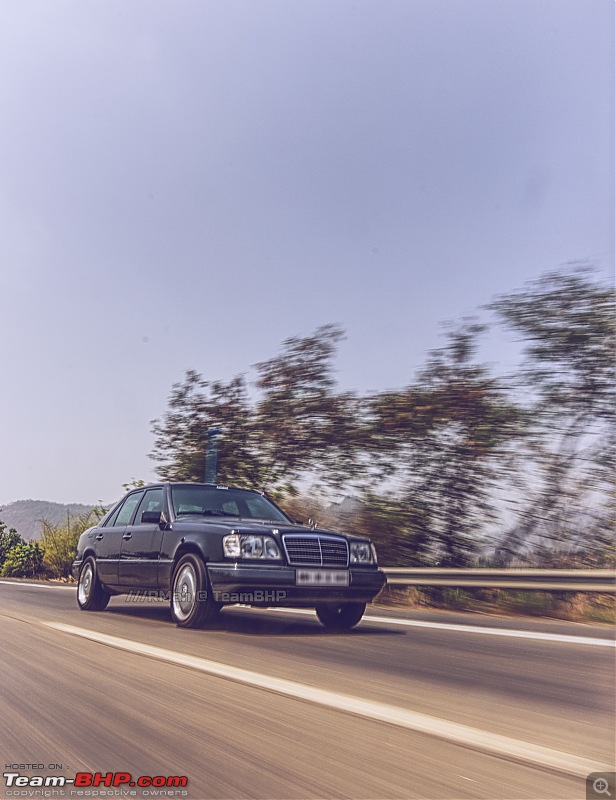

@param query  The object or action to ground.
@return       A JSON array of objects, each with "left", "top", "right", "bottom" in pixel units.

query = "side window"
[
  {"left": 134, "top": 488, "right": 164, "bottom": 525},
  {"left": 103, "top": 501, "right": 124, "bottom": 528},
  {"left": 115, "top": 492, "right": 144, "bottom": 527}
]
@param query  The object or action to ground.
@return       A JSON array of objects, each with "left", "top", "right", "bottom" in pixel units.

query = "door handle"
[
  {"left": 95, "top": 533, "right": 104, "bottom": 540},
  {"left": 122, "top": 532, "right": 133, "bottom": 540}
]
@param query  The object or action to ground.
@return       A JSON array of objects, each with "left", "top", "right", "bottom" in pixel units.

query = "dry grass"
[{"left": 376, "top": 585, "right": 616, "bottom": 624}]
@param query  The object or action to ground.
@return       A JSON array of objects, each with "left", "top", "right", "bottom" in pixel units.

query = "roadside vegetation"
[
  {"left": 376, "top": 585, "right": 615, "bottom": 625},
  {"left": 0, "top": 509, "right": 104, "bottom": 581}
]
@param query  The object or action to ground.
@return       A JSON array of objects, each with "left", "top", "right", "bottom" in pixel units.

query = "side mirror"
[{"left": 141, "top": 510, "right": 168, "bottom": 528}]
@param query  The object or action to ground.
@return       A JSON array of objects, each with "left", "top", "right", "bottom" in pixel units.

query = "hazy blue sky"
[{"left": 1, "top": 0, "right": 613, "bottom": 505}]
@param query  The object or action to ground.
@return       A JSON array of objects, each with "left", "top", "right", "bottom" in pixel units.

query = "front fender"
[{"left": 159, "top": 528, "right": 224, "bottom": 589}]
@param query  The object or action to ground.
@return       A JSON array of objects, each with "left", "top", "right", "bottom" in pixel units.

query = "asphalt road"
[{"left": 0, "top": 581, "right": 614, "bottom": 800}]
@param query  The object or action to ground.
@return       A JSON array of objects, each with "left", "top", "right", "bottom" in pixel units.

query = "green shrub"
[
  {"left": 1, "top": 541, "right": 45, "bottom": 577},
  {"left": 40, "top": 511, "right": 98, "bottom": 579},
  {"left": 0, "top": 521, "right": 23, "bottom": 570}
]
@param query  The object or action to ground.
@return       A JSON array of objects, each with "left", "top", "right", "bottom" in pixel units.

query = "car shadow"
[{"left": 105, "top": 601, "right": 405, "bottom": 636}]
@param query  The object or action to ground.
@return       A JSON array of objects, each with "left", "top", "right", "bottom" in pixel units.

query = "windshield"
[{"left": 170, "top": 485, "right": 290, "bottom": 523}]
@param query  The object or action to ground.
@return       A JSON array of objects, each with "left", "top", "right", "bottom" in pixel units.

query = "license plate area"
[{"left": 296, "top": 569, "right": 349, "bottom": 586}]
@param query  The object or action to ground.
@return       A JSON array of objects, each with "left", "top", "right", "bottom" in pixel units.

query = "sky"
[{"left": 1, "top": 0, "right": 613, "bottom": 506}]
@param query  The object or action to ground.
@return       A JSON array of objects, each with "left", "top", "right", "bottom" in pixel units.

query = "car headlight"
[
  {"left": 223, "top": 534, "right": 281, "bottom": 560},
  {"left": 350, "top": 541, "right": 375, "bottom": 564},
  {"left": 223, "top": 534, "right": 241, "bottom": 558},
  {"left": 264, "top": 537, "right": 281, "bottom": 559}
]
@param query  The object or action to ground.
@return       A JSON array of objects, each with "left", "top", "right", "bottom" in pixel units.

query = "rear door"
[{"left": 96, "top": 491, "right": 144, "bottom": 587}]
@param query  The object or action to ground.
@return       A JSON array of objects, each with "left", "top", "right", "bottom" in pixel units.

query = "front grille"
[{"left": 283, "top": 535, "right": 349, "bottom": 567}]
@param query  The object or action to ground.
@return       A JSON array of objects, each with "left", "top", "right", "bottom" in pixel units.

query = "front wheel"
[
  {"left": 77, "top": 557, "right": 110, "bottom": 611},
  {"left": 315, "top": 602, "right": 366, "bottom": 630},
  {"left": 170, "top": 554, "right": 221, "bottom": 628}
]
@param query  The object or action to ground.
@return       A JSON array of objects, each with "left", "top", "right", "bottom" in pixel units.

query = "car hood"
[{"left": 172, "top": 517, "right": 353, "bottom": 539}]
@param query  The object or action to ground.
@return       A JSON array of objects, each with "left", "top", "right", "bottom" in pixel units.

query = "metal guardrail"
[{"left": 381, "top": 568, "right": 616, "bottom": 592}]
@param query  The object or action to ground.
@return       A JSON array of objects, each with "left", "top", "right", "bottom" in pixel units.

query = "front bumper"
[{"left": 207, "top": 563, "right": 386, "bottom": 606}]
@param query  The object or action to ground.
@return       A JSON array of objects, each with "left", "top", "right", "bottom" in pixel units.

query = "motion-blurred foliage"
[
  {"left": 151, "top": 265, "right": 615, "bottom": 567},
  {"left": 488, "top": 265, "right": 615, "bottom": 566}
]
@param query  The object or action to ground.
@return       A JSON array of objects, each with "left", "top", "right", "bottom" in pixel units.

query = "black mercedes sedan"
[{"left": 72, "top": 482, "right": 386, "bottom": 630}]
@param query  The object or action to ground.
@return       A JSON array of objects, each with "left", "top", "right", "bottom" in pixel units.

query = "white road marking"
[
  {"left": 0, "top": 580, "right": 73, "bottom": 589},
  {"left": 44, "top": 621, "right": 612, "bottom": 778},
  {"left": 1, "top": 579, "right": 612, "bottom": 645},
  {"left": 248, "top": 606, "right": 616, "bottom": 647}
]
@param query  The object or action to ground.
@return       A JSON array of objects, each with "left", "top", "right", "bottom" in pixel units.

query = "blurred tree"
[
  {"left": 151, "top": 372, "right": 263, "bottom": 488},
  {"left": 489, "top": 265, "right": 615, "bottom": 564},
  {"left": 366, "top": 322, "right": 522, "bottom": 565},
  {"left": 254, "top": 324, "right": 361, "bottom": 493},
  {"left": 150, "top": 326, "right": 361, "bottom": 497},
  {"left": 354, "top": 494, "right": 433, "bottom": 566},
  {"left": 121, "top": 478, "right": 145, "bottom": 493}
]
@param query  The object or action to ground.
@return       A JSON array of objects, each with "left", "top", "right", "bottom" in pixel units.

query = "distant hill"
[{"left": 0, "top": 500, "right": 97, "bottom": 540}]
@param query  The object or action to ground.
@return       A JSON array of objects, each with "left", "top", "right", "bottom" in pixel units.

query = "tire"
[
  {"left": 170, "top": 553, "right": 221, "bottom": 629},
  {"left": 77, "top": 556, "right": 111, "bottom": 611},
  {"left": 315, "top": 602, "right": 366, "bottom": 630}
]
